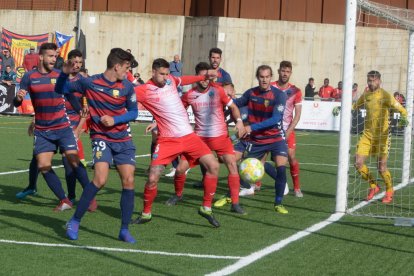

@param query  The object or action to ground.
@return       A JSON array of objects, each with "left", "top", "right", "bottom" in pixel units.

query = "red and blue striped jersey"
[
  {"left": 61, "top": 73, "right": 137, "bottom": 142},
  {"left": 215, "top": 68, "right": 232, "bottom": 86},
  {"left": 234, "top": 86, "right": 287, "bottom": 144},
  {"left": 64, "top": 74, "right": 83, "bottom": 128},
  {"left": 20, "top": 68, "right": 70, "bottom": 131}
]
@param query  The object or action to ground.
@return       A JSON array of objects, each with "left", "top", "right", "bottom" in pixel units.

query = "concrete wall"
[{"left": 0, "top": 9, "right": 409, "bottom": 95}]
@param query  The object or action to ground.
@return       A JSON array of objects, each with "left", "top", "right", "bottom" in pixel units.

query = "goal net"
[{"left": 345, "top": 0, "right": 414, "bottom": 220}]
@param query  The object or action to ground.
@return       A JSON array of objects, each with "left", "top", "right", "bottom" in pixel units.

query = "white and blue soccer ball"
[{"left": 239, "top": 158, "right": 265, "bottom": 184}]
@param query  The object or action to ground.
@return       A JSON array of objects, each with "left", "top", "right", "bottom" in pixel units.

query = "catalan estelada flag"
[
  {"left": 54, "top": 31, "right": 75, "bottom": 60},
  {"left": 1, "top": 28, "right": 49, "bottom": 67}
]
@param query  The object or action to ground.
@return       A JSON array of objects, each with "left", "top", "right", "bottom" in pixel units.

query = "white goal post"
[{"left": 336, "top": 0, "right": 414, "bottom": 218}]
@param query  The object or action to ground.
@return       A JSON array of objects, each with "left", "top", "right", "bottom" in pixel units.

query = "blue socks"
[
  {"left": 73, "top": 162, "right": 90, "bottom": 189},
  {"left": 275, "top": 166, "right": 287, "bottom": 205},
  {"left": 62, "top": 156, "right": 76, "bottom": 199},
  {"left": 28, "top": 155, "right": 40, "bottom": 190},
  {"left": 73, "top": 182, "right": 99, "bottom": 222},
  {"left": 264, "top": 162, "right": 278, "bottom": 180},
  {"left": 42, "top": 169, "right": 66, "bottom": 200},
  {"left": 120, "top": 189, "right": 134, "bottom": 230}
]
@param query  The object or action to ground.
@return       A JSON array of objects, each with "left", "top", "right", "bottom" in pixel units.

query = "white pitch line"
[
  {"left": 206, "top": 213, "right": 345, "bottom": 276},
  {"left": 0, "top": 239, "right": 241, "bottom": 260},
  {"left": 0, "top": 154, "right": 150, "bottom": 176},
  {"left": 207, "top": 177, "right": 414, "bottom": 275}
]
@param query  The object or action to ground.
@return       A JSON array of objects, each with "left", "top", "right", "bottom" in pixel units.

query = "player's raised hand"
[
  {"left": 205, "top": 69, "right": 218, "bottom": 80},
  {"left": 100, "top": 115, "right": 115, "bottom": 127},
  {"left": 62, "top": 59, "right": 76, "bottom": 75},
  {"left": 16, "top": 89, "right": 27, "bottom": 102}
]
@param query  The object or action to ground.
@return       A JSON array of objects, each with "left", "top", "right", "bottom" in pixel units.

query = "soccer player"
[
  {"left": 270, "top": 61, "right": 303, "bottom": 197},
  {"left": 165, "top": 62, "right": 246, "bottom": 214},
  {"left": 132, "top": 58, "right": 222, "bottom": 227},
  {"left": 233, "top": 65, "right": 289, "bottom": 214},
  {"left": 14, "top": 50, "right": 93, "bottom": 206},
  {"left": 192, "top": 47, "right": 235, "bottom": 189},
  {"left": 57, "top": 48, "right": 138, "bottom": 243},
  {"left": 354, "top": 70, "right": 408, "bottom": 204},
  {"left": 15, "top": 43, "right": 90, "bottom": 211}
]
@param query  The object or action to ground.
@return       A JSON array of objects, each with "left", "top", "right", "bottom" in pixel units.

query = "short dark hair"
[
  {"left": 279, "top": 60, "right": 292, "bottom": 69},
  {"left": 367, "top": 70, "right": 381, "bottom": 79},
  {"left": 324, "top": 78, "right": 329, "bottom": 82},
  {"left": 256, "top": 65, "right": 273, "bottom": 78},
  {"left": 39, "top": 43, "right": 57, "bottom": 55},
  {"left": 309, "top": 77, "right": 314, "bottom": 81},
  {"left": 107, "top": 48, "right": 134, "bottom": 69},
  {"left": 80, "top": 68, "right": 88, "bottom": 73},
  {"left": 209, "top": 47, "right": 222, "bottom": 57},
  {"left": 152, "top": 58, "right": 170, "bottom": 70},
  {"left": 5, "top": 65, "right": 11, "bottom": 68},
  {"left": 195, "top": 62, "right": 211, "bottom": 74},
  {"left": 67, "top": 49, "right": 83, "bottom": 60}
]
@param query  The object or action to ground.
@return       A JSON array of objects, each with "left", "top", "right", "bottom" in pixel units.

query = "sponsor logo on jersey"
[
  {"left": 208, "top": 90, "right": 214, "bottom": 97},
  {"left": 112, "top": 89, "right": 120, "bottom": 98},
  {"left": 51, "top": 78, "right": 56, "bottom": 84},
  {"left": 166, "top": 79, "right": 172, "bottom": 85},
  {"left": 264, "top": 99, "right": 270, "bottom": 107}
]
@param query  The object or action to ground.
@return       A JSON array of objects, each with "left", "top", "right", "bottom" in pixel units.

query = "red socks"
[
  {"left": 174, "top": 174, "right": 186, "bottom": 197},
  {"left": 290, "top": 161, "right": 300, "bottom": 190},
  {"left": 203, "top": 174, "right": 218, "bottom": 207},
  {"left": 143, "top": 185, "right": 157, "bottom": 214},
  {"left": 228, "top": 174, "right": 240, "bottom": 204}
]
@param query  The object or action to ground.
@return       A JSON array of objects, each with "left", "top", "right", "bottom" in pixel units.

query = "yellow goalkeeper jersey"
[{"left": 353, "top": 88, "right": 407, "bottom": 138}]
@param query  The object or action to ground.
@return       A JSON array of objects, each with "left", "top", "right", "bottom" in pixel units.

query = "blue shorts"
[
  {"left": 33, "top": 127, "right": 78, "bottom": 155},
  {"left": 245, "top": 140, "right": 288, "bottom": 160},
  {"left": 92, "top": 139, "right": 136, "bottom": 166},
  {"left": 234, "top": 139, "right": 251, "bottom": 154}
]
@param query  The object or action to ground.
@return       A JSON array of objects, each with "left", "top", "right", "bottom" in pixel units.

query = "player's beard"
[{"left": 43, "top": 60, "right": 53, "bottom": 73}]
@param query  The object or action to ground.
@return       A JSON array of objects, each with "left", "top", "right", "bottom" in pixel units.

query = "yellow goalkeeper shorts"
[{"left": 356, "top": 133, "right": 390, "bottom": 157}]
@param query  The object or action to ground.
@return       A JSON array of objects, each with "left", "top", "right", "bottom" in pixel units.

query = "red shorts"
[
  {"left": 287, "top": 131, "right": 296, "bottom": 150},
  {"left": 200, "top": 135, "right": 235, "bottom": 157},
  {"left": 151, "top": 133, "right": 212, "bottom": 166}
]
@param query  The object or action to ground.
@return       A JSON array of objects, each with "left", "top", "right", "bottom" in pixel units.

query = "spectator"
[
  {"left": 0, "top": 48, "right": 15, "bottom": 73},
  {"left": 133, "top": 73, "right": 145, "bottom": 85},
  {"left": 304, "top": 77, "right": 316, "bottom": 100},
  {"left": 169, "top": 54, "right": 183, "bottom": 77},
  {"left": 332, "top": 81, "right": 343, "bottom": 101},
  {"left": 352, "top": 83, "right": 359, "bottom": 102},
  {"left": 318, "top": 78, "right": 335, "bottom": 100},
  {"left": 23, "top": 46, "right": 39, "bottom": 72},
  {"left": 394, "top": 91, "right": 406, "bottom": 106},
  {"left": 1, "top": 65, "right": 17, "bottom": 86},
  {"left": 54, "top": 48, "right": 64, "bottom": 70}
]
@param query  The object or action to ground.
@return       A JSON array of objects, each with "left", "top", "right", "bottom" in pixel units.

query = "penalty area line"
[
  {"left": 206, "top": 213, "right": 345, "bottom": 276},
  {"left": 0, "top": 239, "right": 241, "bottom": 260},
  {"left": 0, "top": 154, "right": 151, "bottom": 176}
]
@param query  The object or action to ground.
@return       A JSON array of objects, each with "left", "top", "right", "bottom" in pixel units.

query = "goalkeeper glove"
[
  {"left": 332, "top": 106, "right": 341, "bottom": 116},
  {"left": 398, "top": 116, "right": 409, "bottom": 127}
]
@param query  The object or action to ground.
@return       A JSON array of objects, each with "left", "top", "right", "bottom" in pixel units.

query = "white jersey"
[
  {"left": 135, "top": 75, "right": 193, "bottom": 138},
  {"left": 182, "top": 84, "right": 232, "bottom": 137}
]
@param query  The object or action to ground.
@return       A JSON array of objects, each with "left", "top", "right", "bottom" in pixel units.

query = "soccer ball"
[{"left": 239, "top": 158, "right": 265, "bottom": 184}]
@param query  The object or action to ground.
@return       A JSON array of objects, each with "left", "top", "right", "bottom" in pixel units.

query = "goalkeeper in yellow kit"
[{"left": 354, "top": 71, "right": 408, "bottom": 204}]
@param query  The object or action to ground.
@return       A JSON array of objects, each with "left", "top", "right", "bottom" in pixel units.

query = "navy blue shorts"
[
  {"left": 92, "top": 139, "right": 136, "bottom": 166},
  {"left": 33, "top": 127, "right": 78, "bottom": 155},
  {"left": 240, "top": 140, "right": 288, "bottom": 160},
  {"left": 234, "top": 139, "right": 251, "bottom": 154}
]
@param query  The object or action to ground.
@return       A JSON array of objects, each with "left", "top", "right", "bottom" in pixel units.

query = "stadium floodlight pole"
[
  {"left": 76, "top": 0, "right": 83, "bottom": 45},
  {"left": 335, "top": 0, "right": 357, "bottom": 213},
  {"left": 402, "top": 31, "right": 414, "bottom": 185}
]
